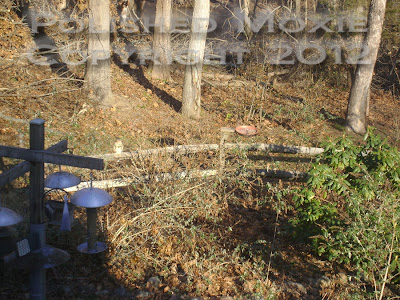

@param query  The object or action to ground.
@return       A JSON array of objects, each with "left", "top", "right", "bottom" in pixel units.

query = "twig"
[
  {"left": 266, "top": 208, "right": 280, "bottom": 285},
  {"left": 202, "top": 78, "right": 217, "bottom": 87},
  {"left": 378, "top": 218, "right": 397, "bottom": 300},
  {"left": 0, "top": 77, "right": 84, "bottom": 96},
  {"left": 32, "top": 88, "right": 81, "bottom": 98},
  {"left": 0, "top": 112, "right": 28, "bottom": 124},
  {"left": 114, "top": 224, "right": 187, "bottom": 251},
  {"left": 390, "top": 47, "right": 400, "bottom": 76}
]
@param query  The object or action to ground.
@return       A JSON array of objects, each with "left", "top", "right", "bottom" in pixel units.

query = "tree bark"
[
  {"left": 241, "top": 0, "right": 252, "bottom": 39},
  {"left": 85, "top": 0, "right": 112, "bottom": 105},
  {"left": 345, "top": 0, "right": 387, "bottom": 134},
  {"left": 182, "top": 0, "right": 210, "bottom": 119},
  {"left": 295, "top": 0, "right": 301, "bottom": 17},
  {"left": 152, "top": 0, "right": 172, "bottom": 80}
]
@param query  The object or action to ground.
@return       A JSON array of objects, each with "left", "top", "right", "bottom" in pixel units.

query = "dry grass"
[{"left": 102, "top": 161, "right": 279, "bottom": 297}]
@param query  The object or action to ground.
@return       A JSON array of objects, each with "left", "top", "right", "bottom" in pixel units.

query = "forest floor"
[{"left": 1, "top": 4, "right": 400, "bottom": 299}]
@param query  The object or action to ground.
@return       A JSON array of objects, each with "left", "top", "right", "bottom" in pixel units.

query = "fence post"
[
  {"left": 219, "top": 128, "right": 234, "bottom": 172},
  {"left": 29, "top": 118, "right": 46, "bottom": 300}
]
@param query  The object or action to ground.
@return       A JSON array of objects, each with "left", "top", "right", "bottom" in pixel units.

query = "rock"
[
  {"left": 136, "top": 290, "right": 150, "bottom": 298},
  {"left": 115, "top": 286, "right": 127, "bottom": 297},
  {"left": 95, "top": 290, "right": 110, "bottom": 296},
  {"left": 86, "top": 283, "right": 96, "bottom": 293},
  {"left": 307, "top": 277, "right": 320, "bottom": 287},
  {"left": 147, "top": 276, "right": 161, "bottom": 291},
  {"left": 336, "top": 272, "right": 348, "bottom": 285},
  {"left": 61, "top": 285, "right": 72, "bottom": 295},
  {"left": 285, "top": 281, "right": 307, "bottom": 294},
  {"left": 250, "top": 295, "right": 264, "bottom": 300},
  {"left": 318, "top": 276, "right": 332, "bottom": 289}
]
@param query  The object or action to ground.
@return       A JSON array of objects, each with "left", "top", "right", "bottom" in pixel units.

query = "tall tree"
[
  {"left": 182, "top": 0, "right": 210, "bottom": 118},
  {"left": 241, "top": 0, "right": 252, "bottom": 39},
  {"left": 152, "top": 0, "right": 172, "bottom": 80},
  {"left": 346, "top": 0, "right": 387, "bottom": 134},
  {"left": 85, "top": 0, "right": 112, "bottom": 105}
]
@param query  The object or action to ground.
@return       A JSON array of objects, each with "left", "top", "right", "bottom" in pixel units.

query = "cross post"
[{"left": 0, "top": 118, "right": 105, "bottom": 300}]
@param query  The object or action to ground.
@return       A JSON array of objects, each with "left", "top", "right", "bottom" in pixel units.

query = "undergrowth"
[{"left": 291, "top": 128, "right": 400, "bottom": 298}]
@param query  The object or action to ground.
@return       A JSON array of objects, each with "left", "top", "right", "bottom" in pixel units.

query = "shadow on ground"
[{"left": 112, "top": 52, "right": 182, "bottom": 113}]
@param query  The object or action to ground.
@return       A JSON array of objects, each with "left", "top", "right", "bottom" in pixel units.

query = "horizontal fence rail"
[{"left": 91, "top": 143, "right": 324, "bottom": 161}]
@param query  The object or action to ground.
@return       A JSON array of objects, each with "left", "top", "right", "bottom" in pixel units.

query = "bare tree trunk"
[
  {"left": 305, "top": 0, "right": 307, "bottom": 26},
  {"left": 346, "top": 0, "right": 387, "bottom": 134},
  {"left": 241, "top": 0, "right": 252, "bottom": 39},
  {"left": 85, "top": 0, "right": 112, "bottom": 105},
  {"left": 152, "top": 0, "right": 172, "bottom": 80},
  {"left": 295, "top": 0, "right": 301, "bottom": 16},
  {"left": 182, "top": 0, "right": 210, "bottom": 119}
]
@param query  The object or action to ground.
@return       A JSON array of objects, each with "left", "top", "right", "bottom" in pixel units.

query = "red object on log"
[{"left": 235, "top": 125, "right": 258, "bottom": 136}]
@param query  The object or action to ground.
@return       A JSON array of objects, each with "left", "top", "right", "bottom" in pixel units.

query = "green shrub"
[{"left": 291, "top": 128, "right": 400, "bottom": 295}]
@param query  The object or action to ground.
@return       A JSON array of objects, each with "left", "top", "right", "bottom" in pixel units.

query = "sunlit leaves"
[{"left": 290, "top": 128, "right": 400, "bottom": 289}]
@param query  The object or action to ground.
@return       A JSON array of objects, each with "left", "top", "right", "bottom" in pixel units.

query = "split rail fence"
[{"left": 62, "top": 128, "right": 324, "bottom": 191}]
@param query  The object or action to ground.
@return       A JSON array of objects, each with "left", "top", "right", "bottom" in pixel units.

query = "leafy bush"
[{"left": 291, "top": 129, "right": 400, "bottom": 295}]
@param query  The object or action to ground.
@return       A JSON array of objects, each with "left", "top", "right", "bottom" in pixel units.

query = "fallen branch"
[
  {"left": 91, "top": 144, "right": 220, "bottom": 160},
  {"left": 224, "top": 143, "right": 324, "bottom": 155},
  {"left": 0, "top": 112, "right": 29, "bottom": 124},
  {"left": 255, "top": 169, "right": 308, "bottom": 180},
  {"left": 0, "top": 112, "right": 63, "bottom": 134},
  {"left": 59, "top": 169, "right": 218, "bottom": 192},
  {"left": 32, "top": 88, "right": 81, "bottom": 98},
  {"left": 267, "top": 69, "right": 291, "bottom": 77},
  {"left": 202, "top": 79, "right": 248, "bottom": 87},
  {"left": 91, "top": 143, "right": 324, "bottom": 161},
  {"left": 202, "top": 71, "right": 234, "bottom": 81},
  {"left": 0, "top": 77, "right": 84, "bottom": 97},
  {"left": 56, "top": 167, "right": 309, "bottom": 192}
]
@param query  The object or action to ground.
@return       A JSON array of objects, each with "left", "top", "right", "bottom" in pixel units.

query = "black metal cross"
[{"left": 0, "top": 118, "right": 104, "bottom": 300}]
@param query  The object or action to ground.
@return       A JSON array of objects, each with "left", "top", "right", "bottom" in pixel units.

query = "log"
[
  {"left": 56, "top": 167, "right": 308, "bottom": 192},
  {"left": 202, "top": 72, "right": 234, "bottom": 81},
  {"left": 0, "top": 112, "right": 29, "bottom": 124},
  {"left": 91, "top": 144, "right": 220, "bottom": 160},
  {"left": 59, "top": 169, "right": 218, "bottom": 192},
  {"left": 267, "top": 69, "right": 291, "bottom": 77},
  {"left": 91, "top": 143, "right": 324, "bottom": 161},
  {"left": 202, "top": 80, "right": 248, "bottom": 87},
  {"left": 224, "top": 143, "right": 324, "bottom": 155},
  {"left": 255, "top": 169, "right": 308, "bottom": 180}
]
